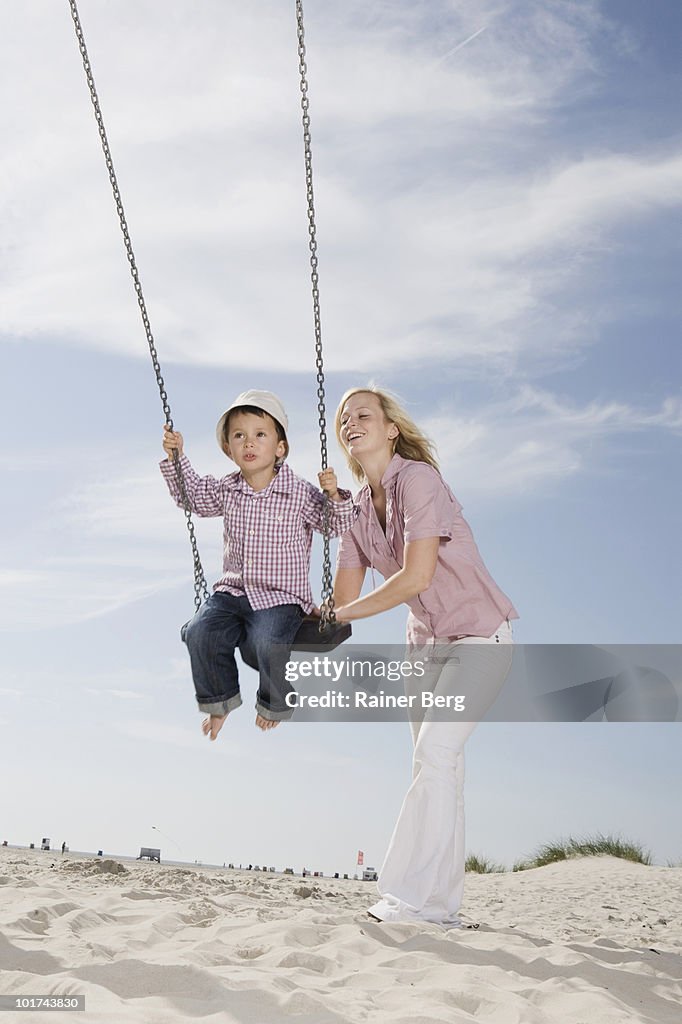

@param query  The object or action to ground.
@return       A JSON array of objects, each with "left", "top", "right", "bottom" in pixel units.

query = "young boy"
[{"left": 160, "top": 389, "right": 356, "bottom": 739}]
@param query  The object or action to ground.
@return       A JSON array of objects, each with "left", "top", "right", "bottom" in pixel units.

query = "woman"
[{"left": 333, "top": 386, "right": 518, "bottom": 927}]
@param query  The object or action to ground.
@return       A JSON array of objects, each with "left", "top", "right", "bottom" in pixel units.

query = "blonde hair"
[{"left": 335, "top": 385, "right": 440, "bottom": 483}]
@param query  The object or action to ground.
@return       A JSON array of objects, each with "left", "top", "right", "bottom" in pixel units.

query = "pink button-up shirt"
[
  {"left": 161, "top": 456, "right": 356, "bottom": 612},
  {"left": 336, "top": 454, "right": 518, "bottom": 641}
]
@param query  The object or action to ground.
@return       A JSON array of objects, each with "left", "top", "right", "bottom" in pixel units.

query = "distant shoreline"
[{"left": 0, "top": 844, "right": 370, "bottom": 881}]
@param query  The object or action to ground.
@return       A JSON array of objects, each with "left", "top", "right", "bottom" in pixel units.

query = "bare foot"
[
  {"left": 202, "top": 714, "right": 227, "bottom": 741},
  {"left": 255, "top": 714, "right": 279, "bottom": 731}
]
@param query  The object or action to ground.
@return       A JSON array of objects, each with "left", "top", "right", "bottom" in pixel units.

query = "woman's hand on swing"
[
  {"left": 317, "top": 600, "right": 350, "bottom": 624},
  {"left": 318, "top": 467, "right": 340, "bottom": 501},
  {"left": 162, "top": 424, "right": 184, "bottom": 459}
]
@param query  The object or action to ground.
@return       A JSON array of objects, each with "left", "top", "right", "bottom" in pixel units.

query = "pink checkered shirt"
[{"left": 160, "top": 455, "right": 356, "bottom": 612}]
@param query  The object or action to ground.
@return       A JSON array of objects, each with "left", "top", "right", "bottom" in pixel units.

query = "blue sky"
[{"left": 1, "top": 0, "right": 680, "bottom": 873}]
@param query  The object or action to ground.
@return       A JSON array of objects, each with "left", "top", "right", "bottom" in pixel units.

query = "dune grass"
[
  {"left": 465, "top": 854, "right": 505, "bottom": 874},
  {"left": 513, "top": 834, "right": 652, "bottom": 871},
  {"left": 467, "top": 834, "right": 653, "bottom": 873}
]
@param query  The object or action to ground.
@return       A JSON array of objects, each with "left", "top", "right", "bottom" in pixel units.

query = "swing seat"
[{"left": 293, "top": 617, "right": 352, "bottom": 651}]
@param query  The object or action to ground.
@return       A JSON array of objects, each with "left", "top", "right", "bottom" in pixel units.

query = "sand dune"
[{"left": 1, "top": 848, "right": 680, "bottom": 1023}]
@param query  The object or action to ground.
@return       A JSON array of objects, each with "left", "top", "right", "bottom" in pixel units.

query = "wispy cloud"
[
  {"left": 2, "top": 662, "right": 190, "bottom": 703},
  {"left": 3, "top": 1, "right": 678, "bottom": 377},
  {"left": 427, "top": 388, "right": 681, "bottom": 496},
  {"left": 433, "top": 27, "right": 488, "bottom": 68},
  {"left": 0, "top": 567, "right": 186, "bottom": 632},
  {"left": 56, "top": 470, "right": 195, "bottom": 544},
  {"left": 509, "top": 388, "right": 682, "bottom": 431}
]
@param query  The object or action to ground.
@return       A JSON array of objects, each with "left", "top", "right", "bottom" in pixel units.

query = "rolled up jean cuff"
[
  {"left": 255, "top": 700, "right": 295, "bottom": 722},
  {"left": 197, "top": 693, "right": 243, "bottom": 717}
]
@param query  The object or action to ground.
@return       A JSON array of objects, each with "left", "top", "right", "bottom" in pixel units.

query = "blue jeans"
[{"left": 181, "top": 591, "right": 304, "bottom": 722}]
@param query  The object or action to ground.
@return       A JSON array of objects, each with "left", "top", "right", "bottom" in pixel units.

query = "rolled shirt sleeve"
[
  {"left": 336, "top": 527, "right": 371, "bottom": 569},
  {"left": 401, "top": 464, "right": 457, "bottom": 543}
]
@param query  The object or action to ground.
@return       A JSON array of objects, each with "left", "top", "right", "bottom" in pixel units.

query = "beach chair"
[{"left": 137, "top": 847, "right": 161, "bottom": 863}]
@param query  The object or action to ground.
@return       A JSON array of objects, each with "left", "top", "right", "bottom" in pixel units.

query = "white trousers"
[{"left": 369, "top": 620, "right": 514, "bottom": 926}]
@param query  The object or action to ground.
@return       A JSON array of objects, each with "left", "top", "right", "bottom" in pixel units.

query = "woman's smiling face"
[{"left": 339, "top": 392, "right": 398, "bottom": 461}]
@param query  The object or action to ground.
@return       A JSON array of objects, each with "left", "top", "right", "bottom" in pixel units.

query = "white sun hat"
[{"left": 216, "top": 389, "right": 289, "bottom": 451}]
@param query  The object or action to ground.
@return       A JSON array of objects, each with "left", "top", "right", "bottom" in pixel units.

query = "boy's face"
[{"left": 223, "top": 411, "right": 286, "bottom": 473}]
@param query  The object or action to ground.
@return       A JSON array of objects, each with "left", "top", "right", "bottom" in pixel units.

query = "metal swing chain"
[
  {"left": 67, "top": 0, "right": 209, "bottom": 611},
  {"left": 295, "top": 0, "right": 336, "bottom": 629}
]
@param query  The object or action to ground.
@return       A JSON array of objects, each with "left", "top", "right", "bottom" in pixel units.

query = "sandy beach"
[{"left": 1, "top": 847, "right": 680, "bottom": 1023}]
